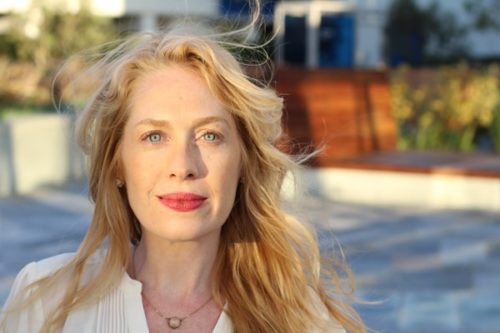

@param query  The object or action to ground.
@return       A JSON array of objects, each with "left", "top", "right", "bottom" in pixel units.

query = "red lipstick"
[{"left": 158, "top": 192, "right": 207, "bottom": 212}]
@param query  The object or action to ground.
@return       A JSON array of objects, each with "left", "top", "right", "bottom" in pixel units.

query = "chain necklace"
[
  {"left": 141, "top": 292, "right": 213, "bottom": 329},
  {"left": 131, "top": 249, "right": 213, "bottom": 329}
]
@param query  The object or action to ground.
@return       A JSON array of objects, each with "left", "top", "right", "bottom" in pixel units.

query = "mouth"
[{"left": 158, "top": 192, "right": 207, "bottom": 212}]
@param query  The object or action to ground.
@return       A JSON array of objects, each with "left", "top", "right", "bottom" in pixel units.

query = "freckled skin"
[{"left": 120, "top": 65, "right": 242, "bottom": 244}]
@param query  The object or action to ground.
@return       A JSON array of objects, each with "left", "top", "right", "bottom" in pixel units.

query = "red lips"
[{"left": 158, "top": 192, "right": 207, "bottom": 212}]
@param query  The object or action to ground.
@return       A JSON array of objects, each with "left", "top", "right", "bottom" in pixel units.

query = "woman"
[{"left": 0, "top": 6, "right": 365, "bottom": 333}]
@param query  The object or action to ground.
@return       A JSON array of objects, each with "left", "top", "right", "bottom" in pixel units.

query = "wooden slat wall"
[{"left": 274, "top": 67, "right": 398, "bottom": 166}]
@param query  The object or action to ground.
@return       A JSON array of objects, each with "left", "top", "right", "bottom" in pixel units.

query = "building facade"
[{"left": 1, "top": 0, "right": 499, "bottom": 68}]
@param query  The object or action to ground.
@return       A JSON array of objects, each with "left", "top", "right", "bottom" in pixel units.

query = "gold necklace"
[
  {"left": 141, "top": 291, "right": 213, "bottom": 329},
  {"left": 131, "top": 249, "right": 213, "bottom": 329}
]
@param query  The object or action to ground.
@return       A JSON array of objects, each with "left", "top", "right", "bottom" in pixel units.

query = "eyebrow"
[{"left": 134, "top": 116, "right": 230, "bottom": 129}]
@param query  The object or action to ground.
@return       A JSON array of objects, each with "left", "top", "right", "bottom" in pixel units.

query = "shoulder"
[
  {"left": 4, "top": 250, "right": 107, "bottom": 304},
  {"left": 4, "top": 252, "right": 75, "bottom": 299},
  {"left": 27, "top": 252, "right": 76, "bottom": 280},
  {"left": 29, "top": 249, "right": 107, "bottom": 279},
  {"left": 0, "top": 253, "right": 74, "bottom": 332},
  {"left": 1, "top": 251, "right": 109, "bottom": 332}
]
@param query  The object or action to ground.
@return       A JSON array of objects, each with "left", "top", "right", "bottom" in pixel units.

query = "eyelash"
[
  {"left": 198, "top": 131, "right": 223, "bottom": 143},
  {"left": 140, "top": 130, "right": 223, "bottom": 144},
  {"left": 142, "top": 131, "right": 164, "bottom": 144}
]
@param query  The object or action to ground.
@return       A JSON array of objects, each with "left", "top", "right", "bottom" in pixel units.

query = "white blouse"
[{"left": 1, "top": 252, "right": 345, "bottom": 333}]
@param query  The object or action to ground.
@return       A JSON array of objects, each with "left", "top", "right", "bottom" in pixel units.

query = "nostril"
[{"left": 169, "top": 171, "right": 196, "bottom": 179}]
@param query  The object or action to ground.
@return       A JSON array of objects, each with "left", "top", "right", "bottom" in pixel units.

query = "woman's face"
[{"left": 120, "top": 65, "right": 242, "bottom": 244}]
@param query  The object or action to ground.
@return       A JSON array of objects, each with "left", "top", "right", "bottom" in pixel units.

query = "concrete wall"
[
  {"left": 0, "top": 114, "right": 85, "bottom": 197},
  {"left": 282, "top": 167, "right": 500, "bottom": 212}
]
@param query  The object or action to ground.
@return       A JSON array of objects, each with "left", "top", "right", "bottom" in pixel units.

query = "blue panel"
[
  {"left": 220, "top": 0, "right": 276, "bottom": 16},
  {"left": 319, "top": 14, "right": 355, "bottom": 68},
  {"left": 284, "top": 15, "right": 307, "bottom": 65}
]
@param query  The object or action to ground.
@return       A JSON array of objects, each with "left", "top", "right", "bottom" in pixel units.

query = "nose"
[{"left": 167, "top": 139, "right": 200, "bottom": 181}]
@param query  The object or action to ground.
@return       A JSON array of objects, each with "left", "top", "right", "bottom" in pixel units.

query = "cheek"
[
  {"left": 122, "top": 150, "right": 158, "bottom": 194},
  {"left": 217, "top": 152, "right": 242, "bottom": 195},
  {"left": 122, "top": 156, "right": 160, "bottom": 222}
]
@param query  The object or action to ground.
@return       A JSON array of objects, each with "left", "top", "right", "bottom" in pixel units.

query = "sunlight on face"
[{"left": 120, "top": 65, "right": 242, "bottom": 244}]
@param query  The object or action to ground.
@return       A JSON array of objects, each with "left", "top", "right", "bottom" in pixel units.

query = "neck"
[{"left": 131, "top": 232, "right": 220, "bottom": 303}]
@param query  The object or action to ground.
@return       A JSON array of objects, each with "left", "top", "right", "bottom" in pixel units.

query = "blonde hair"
[{"left": 2, "top": 5, "right": 365, "bottom": 333}]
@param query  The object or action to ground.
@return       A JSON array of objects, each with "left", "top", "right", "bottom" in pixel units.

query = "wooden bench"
[{"left": 274, "top": 66, "right": 500, "bottom": 179}]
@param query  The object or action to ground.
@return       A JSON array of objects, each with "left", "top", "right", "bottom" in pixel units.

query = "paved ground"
[{"left": 1, "top": 181, "right": 499, "bottom": 333}]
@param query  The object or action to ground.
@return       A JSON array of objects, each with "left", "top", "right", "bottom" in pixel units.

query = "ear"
[{"left": 113, "top": 149, "right": 125, "bottom": 186}]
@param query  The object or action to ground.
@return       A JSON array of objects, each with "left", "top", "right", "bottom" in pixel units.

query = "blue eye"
[
  {"left": 202, "top": 132, "right": 218, "bottom": 142},
  {"left": 147, "top": 133, "right": 162, "bottom": 143}
]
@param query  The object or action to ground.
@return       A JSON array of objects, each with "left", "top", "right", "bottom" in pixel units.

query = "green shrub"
[
  {"left": 391, "top": 64, "right": 500, "bottom": 152},
  {"left": 0, "top": 5, "right": 117, "bottom": 109}
]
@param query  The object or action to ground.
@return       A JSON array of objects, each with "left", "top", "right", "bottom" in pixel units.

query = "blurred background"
[{"left": 0, "top": 1, "right": 499, "bottom": 332}]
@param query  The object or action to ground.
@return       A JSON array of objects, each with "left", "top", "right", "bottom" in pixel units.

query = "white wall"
[
  {"left": 122, "top": 0, "right": 219, "bottom": 17},
  {"left": 275, "top": 0, "right": 500, "bottom": 68},
  {"left": 355, "top": 8, "right": 385, "bottom": 67},
  {"left": 352, "top": 0, "right": 500, "bottom": 63},
  {"left": 0, "top": 0, "right": 220, "bottom": 17},
  {"left": 0, "top": 114, "right": 85, "bottom": 197}
]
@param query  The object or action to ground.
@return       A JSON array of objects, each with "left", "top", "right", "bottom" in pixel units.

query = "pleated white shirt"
[{"left": 1, "top": 252, "right": 345, "bottom": 333}]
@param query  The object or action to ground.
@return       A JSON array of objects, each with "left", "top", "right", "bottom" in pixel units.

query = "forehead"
[{"left": 127, "top": 65, "right": 231, "bottom": 123}]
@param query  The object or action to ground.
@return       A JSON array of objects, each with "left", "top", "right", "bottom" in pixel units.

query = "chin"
[{"left": 150, "top": 224, "right": 223, "bottom": 243}]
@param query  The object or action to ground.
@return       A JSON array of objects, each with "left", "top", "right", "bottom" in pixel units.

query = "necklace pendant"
[{"left": 167, "top": 317, "right": 183, "bottom": 329}]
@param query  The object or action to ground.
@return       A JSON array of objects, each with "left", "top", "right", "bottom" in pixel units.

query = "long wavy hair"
[{"left": 1, "top": 4, "right": 365, "bottom": 333}]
